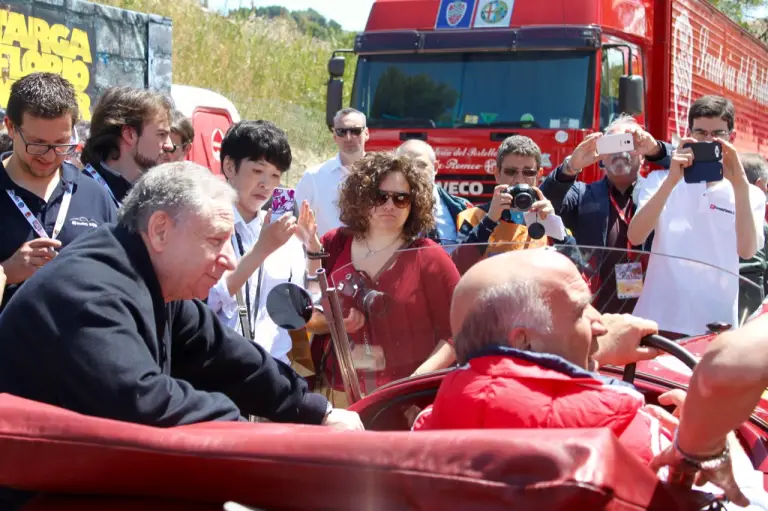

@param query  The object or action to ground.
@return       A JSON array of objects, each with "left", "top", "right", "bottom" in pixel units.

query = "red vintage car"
[{"left": 0, "top": 243, "right": 765, "bottom": 510}]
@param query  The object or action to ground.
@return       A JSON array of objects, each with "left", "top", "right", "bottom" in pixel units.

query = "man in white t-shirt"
[
  {"left": 294, "top": 108, "right": 368, "bottom": 236},
  {"left": 207, "top": 120, "right": 321, "bottom": 365},
  {"left": 628, "top": 96, "right": 765, "bottom": 336}
]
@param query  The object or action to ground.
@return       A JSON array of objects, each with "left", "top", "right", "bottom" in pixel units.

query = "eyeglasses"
[
  {"left": 502, "top": 168, "right": 538, "bottom": 178},
  {"left": 334, "top": 127, "right": 365, "bottom": 137},
  {"left": 374, "top": 190, "right": 412, "bottom": 208},
  {"left": 16, "top": 128, "right": 77, "bottom": 156},
  {"left": 692, "top": 128, "right": 730, "bottom": 139},
  {"left": 163, "top": 142, "right": 190, "bottom": 154}
]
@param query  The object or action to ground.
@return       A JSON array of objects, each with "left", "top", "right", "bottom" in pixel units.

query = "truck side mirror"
[
  {"left": 326, "top": 56, "right": 346, "bottom": 129},
  {"left": 618, "top": 75, "right": 644, "bottom": 115},
  {"left": 326, "top": 79, "right": 344, "bottom": 129},
  {"left": 328, "top": 56, "right": 346, "bottom": 78}
]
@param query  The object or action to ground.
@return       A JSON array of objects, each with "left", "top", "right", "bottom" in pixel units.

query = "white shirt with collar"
[
  {"left": 207, "top": 209, "right": 308, "bottom": 365},
  {"left": 632, "top": 171, "right": 766, "bottom": 335},
  {"left": 294, "top": 154, "right": 348, "bottom": 236}
]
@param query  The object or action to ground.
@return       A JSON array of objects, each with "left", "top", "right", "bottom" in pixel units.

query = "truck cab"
[{"left": 326, "top": 0, "right": 768, "bottom": 202}]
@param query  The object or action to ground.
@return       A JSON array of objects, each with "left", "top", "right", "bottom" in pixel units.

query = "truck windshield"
[{"left": 352, "top": 50, "right": 595, "bottom": 130}]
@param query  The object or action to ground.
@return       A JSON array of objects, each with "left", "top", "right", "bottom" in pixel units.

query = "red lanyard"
[{"left": 609, "top": 192, "right": 636, "bottom": 256}]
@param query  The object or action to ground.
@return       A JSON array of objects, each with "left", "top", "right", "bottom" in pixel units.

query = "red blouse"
[{"left": 313, "top": 229, "right": 460, "bottom": 393}]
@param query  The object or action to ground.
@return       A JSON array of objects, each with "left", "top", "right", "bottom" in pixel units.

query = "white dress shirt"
[
  {"left": 294, "top": 154, "right": 348, "bottom": 236},
  {"left": 633, "top": 171, "right": 766, "bottom": 335},
  {"left": 207, "top": 209, "right": 308, "bottom": 365}
]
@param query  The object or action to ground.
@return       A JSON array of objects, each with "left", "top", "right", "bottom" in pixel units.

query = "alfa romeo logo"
[
  {"left": 446, "top": 1, "right": 468, "bottom": 26},
  {"left": 481, "top": 0, "right": 509, "bottom": 24}
]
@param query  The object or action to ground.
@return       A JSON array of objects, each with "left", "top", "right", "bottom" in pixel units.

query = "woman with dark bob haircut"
[{"left": 305, "top": 152, "right": 460, "bottom": 408}]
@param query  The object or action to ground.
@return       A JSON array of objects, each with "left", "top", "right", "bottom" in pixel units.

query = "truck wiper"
[{"left": 455, "top": 121, "right": 541, "bottom": 129}]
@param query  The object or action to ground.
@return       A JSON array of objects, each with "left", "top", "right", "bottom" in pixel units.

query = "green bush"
[{"left": 99, "top": 0, "right": 358, "bottom": 177}]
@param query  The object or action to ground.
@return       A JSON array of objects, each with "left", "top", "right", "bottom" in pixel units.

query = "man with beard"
[
  {"left": 540, "top": 115, "right": 673, "bottom": 315},
  {"left": 295, "top": 108, "right": 368, "bottom": 236},
  {"left": 81, "top": 87, "right": 174, "bottom": 207},
  {"left": 0, "top": 73, "right": 117, "bottom": 311}
]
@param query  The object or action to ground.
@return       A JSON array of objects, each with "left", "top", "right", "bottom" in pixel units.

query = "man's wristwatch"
[
  {"left": 673, "top": 433, "right": 731, "bottom": 471},
  {"left": 563, "top": 155, "right": 582, "bottom": 176}
]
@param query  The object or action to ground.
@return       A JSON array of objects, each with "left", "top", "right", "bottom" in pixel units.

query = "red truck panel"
[
  {"left": 668, "top": 0, "right": 768, "bottom": 154},
  {"left": 356, "top": 0, "right": 768, "bottom": 202}
]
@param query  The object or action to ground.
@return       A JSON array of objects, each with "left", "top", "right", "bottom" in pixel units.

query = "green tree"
[{"left": 707, "top": 0, "right": 768, "bottom": 42}]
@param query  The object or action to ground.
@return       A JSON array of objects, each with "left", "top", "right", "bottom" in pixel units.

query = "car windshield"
[
  {"left": 308, "top": 241, "right": 762, "bottom": 406},
  {"left": 351, "top": 51, "right": 596, "bottom": 129}
]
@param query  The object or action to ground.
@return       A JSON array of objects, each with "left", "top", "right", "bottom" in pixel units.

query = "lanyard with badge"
[
  {"left": 610, "top": 193, "right": 644, "bottom": 299},
  {"left": 83, "top": 164, "right": 121, "bottom": 208},
  {"left": 233, "top": 230, "right": 265, "bottom": 340},
  {"left": 6, "top": 181, "right": 73, "bottom": 241}
]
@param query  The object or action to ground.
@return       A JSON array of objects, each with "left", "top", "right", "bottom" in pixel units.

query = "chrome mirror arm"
[{"left": 316, "top": 268, "right": 363, "bottom": 404}]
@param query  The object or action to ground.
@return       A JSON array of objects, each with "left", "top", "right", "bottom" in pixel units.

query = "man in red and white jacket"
[{"left": 412, "top": 248, "right": 669, "bottom": 464}]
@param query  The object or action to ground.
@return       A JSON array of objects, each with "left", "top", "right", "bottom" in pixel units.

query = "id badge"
[
  {"left": 615, "top": 262, "right": 643, "bottom": 299},
  {"left": 351, "top": 344, "right": 386, "bottom": 371}
]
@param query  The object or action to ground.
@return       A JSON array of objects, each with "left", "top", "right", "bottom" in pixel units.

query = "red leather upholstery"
[{"left": 0, "top": 394, "right": 710, "bottom": 510}]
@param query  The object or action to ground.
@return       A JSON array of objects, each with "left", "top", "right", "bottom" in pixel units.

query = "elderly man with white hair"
[
  {"left": 395, "top": 139, "right": 471, "bottom": 248},
  {"left": 0, "top": 161, "right": 363, "bottom": 432}
]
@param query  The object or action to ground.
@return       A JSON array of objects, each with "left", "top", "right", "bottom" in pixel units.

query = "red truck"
[{"left": 325, "top": 0, "right": 768, "bottom": 201}]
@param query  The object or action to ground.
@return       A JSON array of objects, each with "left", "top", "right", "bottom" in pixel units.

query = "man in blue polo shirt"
[{"left": 0, "top": 73, "right": 116, "bottom": 311}]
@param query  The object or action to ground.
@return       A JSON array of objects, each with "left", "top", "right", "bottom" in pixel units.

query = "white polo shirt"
[
  {"left": 294, "top": 154, "right": 348, "bottom": 237},
  {"left": 207, "top": 209, "right": 307, "bottom": 364},
  {"left": 632, "top": 171, "right": 766, "bottom": 335}
]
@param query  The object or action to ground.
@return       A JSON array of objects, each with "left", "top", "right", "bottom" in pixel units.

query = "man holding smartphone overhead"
[
  {"left": 207, "top": 120, "right": 320, "bottom": 365},
  {"left": 628, "top": 95, "right": 765, "bottom": 336},
  {"left": 540, "top": 115, "right": 673, "bottom": 314}
]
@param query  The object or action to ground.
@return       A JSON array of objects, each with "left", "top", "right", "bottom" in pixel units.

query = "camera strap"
[{"left": 233, "top": 230, "right": 264, "bottom": 341}]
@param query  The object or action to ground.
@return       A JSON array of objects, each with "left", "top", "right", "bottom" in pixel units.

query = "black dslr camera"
[
  {"left": 506, "top": 184, "right": 537, "bottom": 211},
  {"left": 500, "top": 184, "right": 546, "bottom": 240}
]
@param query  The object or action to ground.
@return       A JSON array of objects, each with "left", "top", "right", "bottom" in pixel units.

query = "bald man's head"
[
  {"left": 451, "top": 249, "right": 605, "bottom": 369},
  {"left": 396, "top": 140, "right": 437, "bottom": 179}
]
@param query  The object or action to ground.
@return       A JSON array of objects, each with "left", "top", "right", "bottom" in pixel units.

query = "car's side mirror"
[
  {"left": 618, "top": 75, "right": 644, "bottom": 116},
  {"left": 266, "top": 283, "right": 314, "bottom": 330}
]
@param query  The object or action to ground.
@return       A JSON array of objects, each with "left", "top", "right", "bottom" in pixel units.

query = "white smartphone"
[{"left": 596, "top": 133, "right": 635, "bottom": 155}]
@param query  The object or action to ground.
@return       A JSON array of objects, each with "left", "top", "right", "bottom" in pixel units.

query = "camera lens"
[{"left": 514, "top": 193, "right": 534, "bottom": 211}]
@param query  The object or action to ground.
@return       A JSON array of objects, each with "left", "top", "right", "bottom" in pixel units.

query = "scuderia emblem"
[{"left": 447, "top": 1, "right": 469, "bottom": 26}]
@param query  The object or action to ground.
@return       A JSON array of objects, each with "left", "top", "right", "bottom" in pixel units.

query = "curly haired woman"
[{"left": 306, "top": 152, "right": 460, "bottom": 408}]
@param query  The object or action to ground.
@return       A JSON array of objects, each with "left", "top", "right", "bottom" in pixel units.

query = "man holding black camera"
[
  {"left": 454, "top": 135, "right": 562, "bottom": 263},
  {"left": 628, "top": 95, "right": 765, "bottom": 336}
]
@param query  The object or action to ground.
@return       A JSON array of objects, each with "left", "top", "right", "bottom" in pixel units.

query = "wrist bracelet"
[
  {"left": 673, "top": 431, "right": 730, "bottom": 470},
  {"left": 307, "top": 249, "right": 330, "bottom": 260}
]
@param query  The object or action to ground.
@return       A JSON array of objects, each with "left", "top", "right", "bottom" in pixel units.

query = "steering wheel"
[{"left": 622, "top": 334, "right": 699, "bottom": 384}]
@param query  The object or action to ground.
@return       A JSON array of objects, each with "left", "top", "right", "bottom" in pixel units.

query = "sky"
[{"left": 206, "top": 0, "right": 375, "bottom": 31}]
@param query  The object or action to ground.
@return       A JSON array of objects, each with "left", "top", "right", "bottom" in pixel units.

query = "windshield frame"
[
  {"left": 350, "top": 48, "right": 597, "bottom": 130},
  {"left": 316, "top": 241, "right": 762, "bottom": 407}
]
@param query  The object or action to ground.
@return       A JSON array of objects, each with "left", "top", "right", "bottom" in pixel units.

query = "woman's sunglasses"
[{"left": 374, "top": 190, "right": 412, "bottom": 208}]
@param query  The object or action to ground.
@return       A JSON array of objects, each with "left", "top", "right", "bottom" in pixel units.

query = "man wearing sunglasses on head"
[
  {"left": 295, "top": 108, "right": 368, "bottom": 237},
  {"left": 81, "top": 86, "right": 175, "bottom": 208},
  {"left": 160, "top": 110, "right": 194, "bottom": 164},
  {"left": 0, "top": 73, "right": 117, "bottom": 312},
  {"left": 454, "top": 136, "right": 562, "bottom": 263}
]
